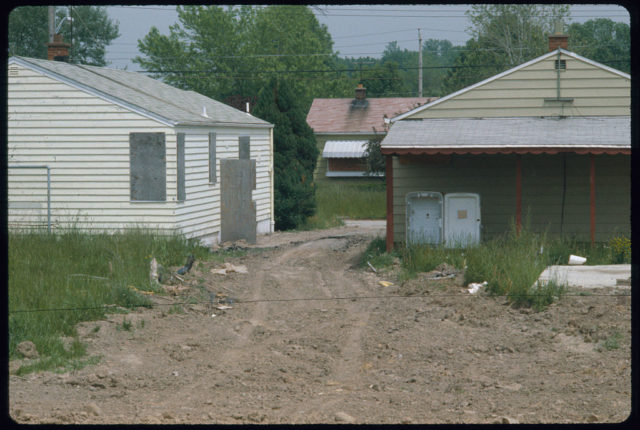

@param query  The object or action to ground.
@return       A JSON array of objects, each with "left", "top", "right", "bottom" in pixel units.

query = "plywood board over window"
[{"left": 130, "top": 132, "right": 166, "bottom": 201}]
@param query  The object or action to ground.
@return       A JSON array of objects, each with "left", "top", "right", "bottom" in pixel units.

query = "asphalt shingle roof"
[
  {"left": 306, "top": 96, "right": 436, "bottom": 134},
  {"left": 11, "top": 56, "right": 271, "bottom": 128},
  {"left": 382, "top": 116, "right": 630, "bottom": 151}
]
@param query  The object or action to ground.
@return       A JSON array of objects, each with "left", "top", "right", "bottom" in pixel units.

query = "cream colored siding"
[
  {"left": 8, "top": 63, "right": 178, "bottom": 233},
  {"left": 175, "top": 128, "right": 273, "bottom": 243},
  {"left": 408, "top": 54, "right": 630, "bottom": 119},
  {"left": 392, "top": 154, "right": 629, "bottom": 244}
]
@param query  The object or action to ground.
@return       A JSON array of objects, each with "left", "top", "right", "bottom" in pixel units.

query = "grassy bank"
[
  {"left": 8, "top": 228, "right": 213, "bottom": 371},
  {"left": 303, "top": 179, "right": 386, "bottom": 229}
]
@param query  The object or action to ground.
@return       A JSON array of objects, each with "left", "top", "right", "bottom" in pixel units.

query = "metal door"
[
  {"left": 444, "top": 193, "right": 481, "bottom": 247},
  {"left": 220, "top": 158, "right": 257, "bottom": 244},
  {"left": 406, "top": 191, "right": 443, "bottom": 245}
]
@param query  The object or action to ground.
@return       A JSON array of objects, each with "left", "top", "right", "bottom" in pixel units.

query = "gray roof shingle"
[
  {"left": 11, "top": 56, "right": 271, "bottom": 128},
  {"left": 382, "top": 116, "right": 630, "bottom": 151}
]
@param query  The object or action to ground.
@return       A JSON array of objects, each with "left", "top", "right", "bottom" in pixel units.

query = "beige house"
[
  {"left": 381, "top": 34, "right": 630, "bottom": 250},
  {"left": 8, "top": 55, "right": 274, "bottom": 245}
]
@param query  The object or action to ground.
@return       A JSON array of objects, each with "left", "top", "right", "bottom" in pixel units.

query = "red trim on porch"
[
  {"left": 386, "top": 156, "right": 394, "bottom": 252},
  {"left": 381, "top": 147, "right": 630, "bottom": 156},
  {"left": 590, "top": 155, "right": 596, "bottom": 245},
  {"left": 516, "top": 155, "right": 522, "bottom": 234}
]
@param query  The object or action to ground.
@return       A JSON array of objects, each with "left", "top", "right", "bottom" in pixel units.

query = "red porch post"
[
  {"left": 386, "top": 155, "right": 394, "bottom": 252},
  {"left": 516, "top": 155, "right": 522, "bottom": 234},
  {"left": 590, "top": 154, "right": 596, "bottom": 245}
]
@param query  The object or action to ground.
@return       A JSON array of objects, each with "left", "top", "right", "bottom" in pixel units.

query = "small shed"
[
  {"left": 7, "top": 56, "right": 275, "bottom": 245},
  {"left": 306, "top": 85, "right": 435, "bottom": 179},
  {"left": 381, "top": 39, "right": 630, "bottom": 250}
]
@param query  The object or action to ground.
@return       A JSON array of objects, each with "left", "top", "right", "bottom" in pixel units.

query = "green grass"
[
  {"left": 303, "top": 179, "right": 386, "bottom": 229},
  {"left": 378, "top": 224, "right": 629, "bottom": 311},
  {"left": 9, "top": 227, "right": 213, "bottom": 372}
]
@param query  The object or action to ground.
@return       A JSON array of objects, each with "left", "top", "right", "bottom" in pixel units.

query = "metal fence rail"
[{"left": 8, "top": 165, "right": 51, "bottom": 233}]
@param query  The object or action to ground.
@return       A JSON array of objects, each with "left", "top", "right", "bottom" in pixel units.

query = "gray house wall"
[{"left": 392, "top": 153, "right": 629, "bottom": 244}]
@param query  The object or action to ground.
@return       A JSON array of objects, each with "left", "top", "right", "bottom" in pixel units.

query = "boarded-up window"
[
  {"left": 177, "top": 133, "right": 186, "bottom": 201},
  {"left": 209, "top": 132, "right": 217, "bottom": 183},
  {"left": 130, "top": 132, "right": 166, "bottom": 201},
  {"left": 239, "top": 136, "right": 250, "bottom": 160}
]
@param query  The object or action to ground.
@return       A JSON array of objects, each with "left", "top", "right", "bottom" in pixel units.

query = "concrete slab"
[{"left": 537, "top": 264, "right": 631, "bottom": 289}]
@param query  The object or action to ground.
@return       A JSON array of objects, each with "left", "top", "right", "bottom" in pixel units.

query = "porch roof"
[{"left": 381, "top": 116, "right": 630, "bottom": 155}]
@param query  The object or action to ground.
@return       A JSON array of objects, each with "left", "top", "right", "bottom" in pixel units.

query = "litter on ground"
[{"left": 467, "top": 281, "right": 488, "bottom": 294}]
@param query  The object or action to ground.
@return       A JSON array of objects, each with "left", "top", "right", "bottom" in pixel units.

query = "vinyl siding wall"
[
  {"left": 408, "top": 53, "right": 630, "bottom": 119},
  {"left": 175, "top": 127, "right": 273, "bottom": 244},
  {"left": 8, "top": 63, "right": 178, "bottom": 233},
  {"left": 8, "top": 63, "right": 274, "bottom": 244},
  {"left": 392, "top": 153, "right": 630, "bottom": 244}
]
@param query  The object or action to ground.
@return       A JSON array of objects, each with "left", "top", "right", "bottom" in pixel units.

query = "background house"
[
  {"left": 8, "top": 54, "right": 274, "bottom": 246},
  {"left": 306, "top": 84, "right": 435, "bottom": 179},
  {"left": 381, "top": 32, "right": 630, "bottom": 250}
]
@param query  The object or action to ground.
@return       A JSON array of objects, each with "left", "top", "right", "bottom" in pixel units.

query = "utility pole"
[
  {"left": 48, "top": 6, "right": 56, "bottom": 43},
  {"left": 418, "top": 28, "right": 423, "bottom": 97}
]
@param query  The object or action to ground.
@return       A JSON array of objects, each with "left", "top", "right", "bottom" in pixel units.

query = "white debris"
[
  {"left": 467, "top": 281, "right": 488, "bottom": 294},
  {"left": 568, "top": 254, "right": 587, "bottom": 265}
]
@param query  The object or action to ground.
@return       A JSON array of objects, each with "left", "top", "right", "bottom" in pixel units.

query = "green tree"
[
  {"left": 442, "top": 4, "right": 569, "bottom": 93},
  {"left": 364, "top": 135, "right": 386, "bottom": 177},
  {"left": 8, "top": 6, "right": 119, "bottom": 66},
  {"left": 421, "top": 39, "right": 460, "bottom": 96},
  {"left": 252, "top": 79, "right": 319, "bottom": 230},
  {"left": 568, "top": 18, "right": 630, "bottom": 73},
  {"left": 135, "top": 5, "right": 345, "bottom": 111}
]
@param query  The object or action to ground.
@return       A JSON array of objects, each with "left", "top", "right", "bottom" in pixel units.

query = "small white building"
[{"left": 8, "top": 56, "right": 274, "bottom": 245}]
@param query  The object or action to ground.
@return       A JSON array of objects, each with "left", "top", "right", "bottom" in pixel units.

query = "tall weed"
[{"left": 9, "top": 229, "right": 210, "bottom": 367}]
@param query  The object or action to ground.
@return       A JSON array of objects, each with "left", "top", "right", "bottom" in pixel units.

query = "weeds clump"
[
  {"left": 361, "top": 236, "right": 397, "bottom": 269},
  {"left": 9, "top": 228, "right": 211, "bottom": 372}
]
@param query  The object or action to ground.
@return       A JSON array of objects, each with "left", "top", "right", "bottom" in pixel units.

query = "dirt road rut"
[{"left": 9, "top": 226, "right": 631, "bottom": 424}]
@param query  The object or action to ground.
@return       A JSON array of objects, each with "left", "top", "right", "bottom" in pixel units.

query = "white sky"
[{"left": 103, "top": 4, "right": 630, "bottom": 71}]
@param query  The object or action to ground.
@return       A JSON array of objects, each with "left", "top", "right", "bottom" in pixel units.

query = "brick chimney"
[
  {"left": 548, "top": 21, "right": 568, "bottom": 52},
  {"left": 47, "top": 34, "right": 71, "bottom": 61},
  {"left": 355, "top": 83, "right": 366, "bottom": 100}
]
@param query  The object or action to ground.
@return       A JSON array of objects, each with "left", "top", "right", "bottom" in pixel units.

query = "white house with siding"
[
  {"left": 7, "top": 56, "right": 274, "bottom": 246},
  {"left": 381, "top": 35, "right": 630, "bottom": 250}
]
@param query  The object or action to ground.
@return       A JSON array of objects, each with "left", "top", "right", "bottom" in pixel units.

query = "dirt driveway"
[{"left": 9, "top": 223, "right": 631, "bottom": 424}]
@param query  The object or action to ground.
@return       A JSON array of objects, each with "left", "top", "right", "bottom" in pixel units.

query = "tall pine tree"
[{"left": 252, "top": 79, "right": 319, "bottom": 230}]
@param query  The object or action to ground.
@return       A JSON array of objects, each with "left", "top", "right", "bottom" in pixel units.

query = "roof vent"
[
  {"left": 9, "top": 65, "right": 19, "bottom": 77},
  {"left": 554, "top": 59, "right": 566, "bottom": 70},
  {"left": 201, "top": 106, "right": 209, "bottom": 118}
]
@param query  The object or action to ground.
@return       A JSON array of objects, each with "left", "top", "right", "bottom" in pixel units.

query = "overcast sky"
[{"left": 104, "top": 4, "right": 630, "bottom": 71}]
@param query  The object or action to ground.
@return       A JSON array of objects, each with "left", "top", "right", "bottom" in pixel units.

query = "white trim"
[{"left": 390, "top": 48, "right": 631, "bottom": 122}]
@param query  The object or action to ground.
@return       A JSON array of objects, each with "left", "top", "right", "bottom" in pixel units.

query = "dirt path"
[{"left": 8, "top": 224, "right": 631, "bottom": 424}]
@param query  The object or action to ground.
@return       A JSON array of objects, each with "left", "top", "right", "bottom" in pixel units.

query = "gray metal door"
[
  {"left": 444, "top": 193, "right": 481, "bottom": 247},
  {"left": 406, "top": 191, "right": 443, "bottom": 245},
  {"left": 220, "top": 158, "right": 257, "bottom": 244}
]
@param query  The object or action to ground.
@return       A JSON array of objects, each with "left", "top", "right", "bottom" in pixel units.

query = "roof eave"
[{"left": 381, "top": 146, "right": 631, "bottom": 156}]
